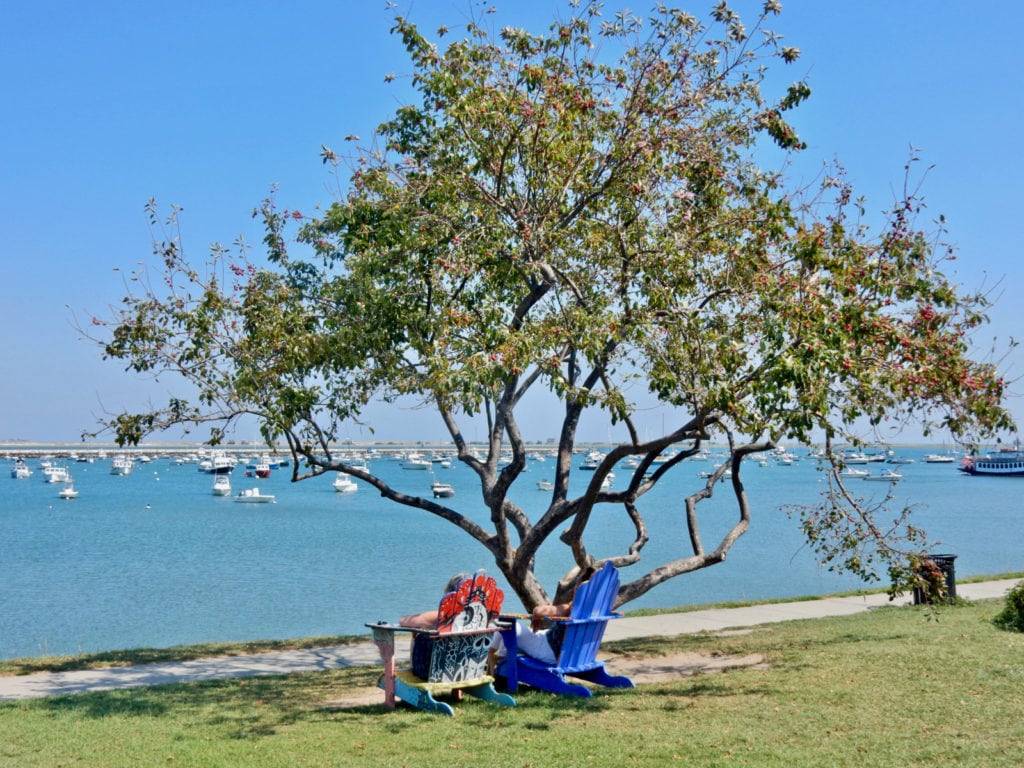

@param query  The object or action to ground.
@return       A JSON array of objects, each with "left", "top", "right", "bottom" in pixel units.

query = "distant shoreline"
[{"left": 1, "top": 439, "right": 958, "bottom": 457}]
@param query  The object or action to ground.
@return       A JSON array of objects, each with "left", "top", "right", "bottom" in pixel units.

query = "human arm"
[
  {"left": 399, "top": 610, "right": 438, "bottom": 629},
  {"left": 530, "top": 602, "right": 571, "bottom": 630}
]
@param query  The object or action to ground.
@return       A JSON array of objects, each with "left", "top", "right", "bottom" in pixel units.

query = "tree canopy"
[{"left": 91, "top": 2, "right": 1013, "bottom": 608}]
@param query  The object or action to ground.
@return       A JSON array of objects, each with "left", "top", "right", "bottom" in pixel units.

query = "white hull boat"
[
  {"left": 863, "top": 470, "right": 903, "bottom": 482},
  {"left": 431, "top": 481, "right": 455, "bottom": 498},
  {"left": 211, "top": 475, "right": 232, "bottom": 496},
  {"left": 234, "top": 487, "right": 276, "bottom": 503},
  {"left": 333, "top": 473, "right": 358, "bottom": 493}
]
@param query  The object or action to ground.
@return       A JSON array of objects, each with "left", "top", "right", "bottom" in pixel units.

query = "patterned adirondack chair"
[
  {"left": 497, "top": 561, "right": 635, "bottom": 697},
  {"left": 366, "top": 571, "right": 516, "bottom": 716}
]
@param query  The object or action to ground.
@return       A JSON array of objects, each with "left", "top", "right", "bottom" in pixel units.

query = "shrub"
[{"left": 992, "top": 580, "right": 1024, "bottom": 632}]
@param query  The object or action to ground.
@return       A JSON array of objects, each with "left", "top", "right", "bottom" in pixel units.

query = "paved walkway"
[{"left": 1, "top": 579, "right": 1016, "bottom": 702}]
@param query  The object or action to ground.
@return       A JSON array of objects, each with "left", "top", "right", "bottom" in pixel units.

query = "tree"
[{"left": 90, "top": 2, "right": 1013, "bottom": 609}]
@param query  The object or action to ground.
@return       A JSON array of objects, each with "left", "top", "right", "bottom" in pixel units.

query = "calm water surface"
[{"left": 1, "top": 448, "right": 1020, "bottom": 660}]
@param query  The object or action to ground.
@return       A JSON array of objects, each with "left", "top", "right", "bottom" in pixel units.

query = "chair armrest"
[{"left": 365, "top": 622, "right": 438, "bottom": 636}]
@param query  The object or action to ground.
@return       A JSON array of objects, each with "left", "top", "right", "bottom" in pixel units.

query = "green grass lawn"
[{"left": 3, "top": 599, "right": 1022, "bottom": 767}]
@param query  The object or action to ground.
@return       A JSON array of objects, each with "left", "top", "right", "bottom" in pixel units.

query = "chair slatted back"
[{"left": 557, "top": 562, "right": 619, "bottom": 669}]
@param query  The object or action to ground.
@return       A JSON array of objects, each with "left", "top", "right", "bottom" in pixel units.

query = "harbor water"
[{"left": 2, "top": 447, "right": 1021, "bottom": 660}]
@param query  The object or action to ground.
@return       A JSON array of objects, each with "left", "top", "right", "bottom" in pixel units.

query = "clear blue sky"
[{"left": 2, "top": 1, "right": 1021, "bottom": 445}]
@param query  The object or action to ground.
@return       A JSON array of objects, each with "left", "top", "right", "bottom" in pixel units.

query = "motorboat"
[
  {"left": 110, "top": 454, "right": 134, "bottom": 476},
  {"left": 839, "top": 467, "right": 870, "bottom": 477},
  {"left": 211, "top": 475, "right": 232, "bottom": 496},
  {"left": 536, "top": 479, "right": 554, "bottom": 491},
  {"left": 923, "top": 453, "right": 956, "bottom": 464},
  {"left": 863, "top": 470, "right": 903, "bottom": 482},
  {"left": 234, "top": 487, "right": 276, "bottom": 504},
  {"left": 402, "top": 454, "right": 432, "bottom": 470},
  {"left": 254, "top": 461, "right": 271, "bottom": 479},
  {"left": 11, "top": 459, "right": 32, "bottom": 479},
  {"left": 43, "top": 464, "right": 70, "bottom": 483},
  {"left": 58, "top": 480, "right": 79, "bottom": 499},
  {"left": 431, "top": 480, "right": 455, "bottom": 498},
  {"left": 206, "top": 453, "right": 236, "bottom": 474},
  {"left": 333, "top": 472, "right": 358, "bottom": 493}
]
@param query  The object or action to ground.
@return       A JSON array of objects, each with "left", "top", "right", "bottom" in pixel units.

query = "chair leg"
[
  {"left": 388, "top": 676, "right": 455, "bottom": 717},
  {"left": 573, "top": 666, "right": 635, "bottom": 689},
  {"left": 464, "top": 682, "right": 516, "bottom": 708}
]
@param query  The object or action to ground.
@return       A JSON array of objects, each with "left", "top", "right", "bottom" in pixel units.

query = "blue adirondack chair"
[
  {"left": 366, "top": 571, "right": 516, "bottom": 716},
  {"left": 496, "top": 561, "right": 635, "bottom": 697}
]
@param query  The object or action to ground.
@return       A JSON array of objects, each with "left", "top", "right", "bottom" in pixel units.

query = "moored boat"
[
  {"left": 863, "top": 469, "right": 903, "bottom": 482},
  {"left": 333, "top": 472, "right": 358, "bottom": 493},
  {"left": 211, "top": 475, "right": 232, "bottom": 496},
  {"left": 431, "top": 480, "right": 455, "bottom": 498},
  {"left": 43, "top": 464, "right": 70, "bottom": 483},
  {"left": 401, "top": 454, "right": 432, "bottom": 470},
  {"left": 234, "top": 487, "right": 276, "bottom": 503},
  {"left": 11, "top": 459, "right": 32, "bottom": 479},
  {"left": 58, "top": 480, "right": 79, "bottom": 499},
  {"left": 110, "top": 454, "right": 134, "bottom": 476}
]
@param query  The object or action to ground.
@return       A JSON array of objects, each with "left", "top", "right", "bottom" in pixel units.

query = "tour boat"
[{"left": 959, "top": 447, "right": 1024, "bottom": 477}]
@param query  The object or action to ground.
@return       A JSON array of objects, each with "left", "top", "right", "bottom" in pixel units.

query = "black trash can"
[{"left": 913, "top": 554, "right": 957, "bottom": 605}]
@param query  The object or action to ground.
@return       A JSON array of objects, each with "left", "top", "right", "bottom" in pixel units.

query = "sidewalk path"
[{"left": 1, "top": 579, "right": 1016, "bottom": 702}]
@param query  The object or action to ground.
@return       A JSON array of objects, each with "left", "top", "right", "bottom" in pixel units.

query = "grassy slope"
[{"left": 2, "top": 599, "right": 1022, "bottom": 767}]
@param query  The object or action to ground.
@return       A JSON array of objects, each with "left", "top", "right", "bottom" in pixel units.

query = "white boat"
[
  {"left": 10, "top": 459, "right": 32, "bottom": 479},
  {"left": 841, "top": 452, "right": 870, "bottom": 465},
  {"left": 431, "top": 480, "right": 455, "bottom": 498},
  {"left": 333, "top": 472, "right": 358, "bottom": 493},
  {"left": 205, "top": 452, "right": 236, "bottom": 474},
  {"left": 923, "top": 453, "right": 956, "bottom": 464},
  {"left": 211, "top": 475, "right": 232, "bottom": 496},
  {"left": 110, "top": 454, "right": 134, "bottom": 476},
  {"left": 234, "top": 487, "right": 276, "bottom": 504},
  {"left": 58, "top": 480, "right": 79, "bottom": 499},
  {"left": 537, "top": 479, "right": 554, "bottom": 491},
  {"left": 840, "top": 468, "right": 870, "bottom": 477},
  {"left": 43, "top": 464, "right": 70, "bottom": 483},
  {"left": 402, "top": 454, "right": 432, "bottom": 470},
  {"left": 863, "top": 470, "right": 903, "bottom": 482}
]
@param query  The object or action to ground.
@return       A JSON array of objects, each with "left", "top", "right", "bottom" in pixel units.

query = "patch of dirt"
[
  {"left": 603, "top": 651, "right": 767, "bottom": 685},
  {"left": 319, "top": 652, "right": 766, "bottom": 709}
]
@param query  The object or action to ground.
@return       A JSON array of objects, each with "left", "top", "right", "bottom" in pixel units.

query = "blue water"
[{"left": 1, "top": 449, "right": 1020, "bottom": 660}]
